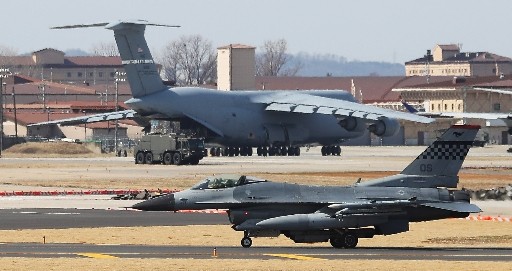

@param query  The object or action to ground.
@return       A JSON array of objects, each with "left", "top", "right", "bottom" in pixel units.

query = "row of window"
[
  {"left": 431, "top": 103, "right": 501, "bottom": 111},
  {"left": 66, "top": 71, "right": 116, "bottom": 78}
]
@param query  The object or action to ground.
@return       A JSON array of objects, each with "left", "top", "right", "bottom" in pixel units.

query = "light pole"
[
  {"left": 114, "top": 70, "right": 126, "bottom": 155},
  {"left": 0, "top": 68, "right": 12, "bottom": 158}
]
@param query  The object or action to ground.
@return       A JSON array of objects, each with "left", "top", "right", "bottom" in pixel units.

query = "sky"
[{"left": 1, "top": 0, "right": 512, "bottom": 63}]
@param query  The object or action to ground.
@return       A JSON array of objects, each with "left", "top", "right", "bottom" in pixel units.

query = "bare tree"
[
  {"left": 256, "top": 39, "right": 302, "bottom": 76},
  {"left": 160, "top": 35, "right": 216, "bottom": 86},
  {"left": 90, "top": 42, "right": 119, "bottom": 56},
  {"left": 0, "top": 45, "right": 18, "bottom": 67}
]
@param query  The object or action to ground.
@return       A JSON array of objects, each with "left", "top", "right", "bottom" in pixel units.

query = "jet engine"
[
  {"left": 368, "top": 118, "right": 400, "bottom": 137},
  {"left": 338, "top": 116, "right": 366, "bottom": 133}
]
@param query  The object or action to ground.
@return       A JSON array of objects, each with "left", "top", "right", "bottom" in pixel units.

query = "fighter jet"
[
  {"left": 31, "top": 20, "right": 433, "bottom": 157},
  {"left": 132, "top": 125, "right": 481, "bottom": 248}
]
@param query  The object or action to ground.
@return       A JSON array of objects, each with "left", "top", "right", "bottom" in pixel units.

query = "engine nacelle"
[
  {"left": 338, "top": 116, "right": 366, "bottom": 132},
  {"left": 368, "top": 118, "right": 400, "bottom": 137}
]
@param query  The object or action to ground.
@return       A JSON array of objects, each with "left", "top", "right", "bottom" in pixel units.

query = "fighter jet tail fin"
[
  {"left": 53, "top": 20, "right": 179, "bottom": 98},
  {"left": 360, "top": 125, "right": 480, "bottom": 188}
]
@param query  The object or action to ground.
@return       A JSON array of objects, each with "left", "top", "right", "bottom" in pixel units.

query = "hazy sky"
[{"left": 1, "top": 0, "right": 511, "bottom": 63}]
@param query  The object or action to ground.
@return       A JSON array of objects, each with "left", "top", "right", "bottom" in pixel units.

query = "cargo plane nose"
[{"left": 132, "top": 194, "right": 175, "bottom": 211}]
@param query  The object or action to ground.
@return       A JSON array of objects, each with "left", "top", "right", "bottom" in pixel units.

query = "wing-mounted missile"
[{"left": 327, "top": 198, "right": 417, "bottom": 211}]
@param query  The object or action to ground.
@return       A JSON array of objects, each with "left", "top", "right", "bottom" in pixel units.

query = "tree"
[
  {"left": 90, "top": 42, "right": 119, "bottom": 56},
  {"left": 256, "top": 39, "right": 302, "bottom": 76},
  {"left": 0, "top": 45, "right": 17, "bottom": 67},
  {"left": 159, "top": 35, "right": 216, "bottom": 86}
]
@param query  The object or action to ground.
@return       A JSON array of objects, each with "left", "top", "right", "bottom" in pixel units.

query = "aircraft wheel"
[
  {"left": 294, "top": 147, "right": 301, "bottom": 156},
  {"left": 172, "top": 153, "right": 182, "bottom": 165},
  {"left": 241, "top": 237, "right": 252, "bottom": 248},
  {"left": 321, "top": 146, "right": 327, "bottom": 156},
  {"left": 341, "top": 232, "right": 358, "bottom": 248},
  {"left": 215, "top": 147, "right": 221, "bottom": 157},
  {"left": 335, "top": 146, "right": 341, "bottom": 156},
  {"left": 262, "top": 147, "right": 268, "bottom": 157},
  {"left": 123, "top": 150, "right": 127, "bottom": 157},
  {"left": 329, "top": 235, "right": 345, "bottom": 249},
  {"left": 163, "top": 152, "right": 172, "bottom": 165},
  {"left": 135, "top": 152, "right": 145, "bottom": 164}
]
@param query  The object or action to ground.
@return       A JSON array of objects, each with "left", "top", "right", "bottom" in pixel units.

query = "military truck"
[{"left": 134, "top": 134, "right": 205, "bottom": 165}]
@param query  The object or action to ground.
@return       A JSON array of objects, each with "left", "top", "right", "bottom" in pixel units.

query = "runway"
[
  {"left": 0, "top": 243, "right": 509, "bottom": 261},
  {"left": 0, "top": 209, "right": 228, "bottom": 230}
]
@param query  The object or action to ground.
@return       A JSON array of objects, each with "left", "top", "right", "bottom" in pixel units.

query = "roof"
[
  {"left": 394, "top": 74, "right": 512, "bottom": 89},
  {"left": 406, "top": 51, "right": 512, "bottom": 64},
  {"left": 436, "top": 44, "right": 460, "bottom": 51},
  {"left": 255, "top": 76, "right": 453, "bottom": 103},
  {"left": 218, "top": 44, "right": 256, "bottom": 50},
  {"left": 0, "top": 52, "right": 122, "bottom": 68}
]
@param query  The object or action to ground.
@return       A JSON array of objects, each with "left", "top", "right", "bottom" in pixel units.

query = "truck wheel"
[
  {"left": 172, "top": 153, "right": 182, "bottom": 165},
  {"left": 163, "top": 152, "right": 172, "bottom": 165},
  {"left": 135, "top": 152, "right": 145, "bottom": 164},
  {"left": 145, "top": 152, "right": 154, "bottom": 164},
  {"left": 189, "top": 158, "right": 200, "bottom": 165}
]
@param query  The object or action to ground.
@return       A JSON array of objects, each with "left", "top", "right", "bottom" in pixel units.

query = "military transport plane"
[
  {"left": 132, "top": 125, "right": 481, "bottom": 248},
  {"left": 30, "top": 20, "right": 433, "bottom": 157}
]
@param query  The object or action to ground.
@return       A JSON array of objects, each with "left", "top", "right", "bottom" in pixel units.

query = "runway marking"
[
  {"left": 76, "top": 253, "right": 118, "bottom": 259},
  {"left": 265, "top": 253, "right": 324, "bottom": 260}
]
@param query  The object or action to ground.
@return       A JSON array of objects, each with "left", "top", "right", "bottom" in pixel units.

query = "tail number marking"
[{"left": 420, "top": 164, "right": 432, "bottom": 172}]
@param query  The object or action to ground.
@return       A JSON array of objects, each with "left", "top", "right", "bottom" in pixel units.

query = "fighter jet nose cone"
[{"left": 132, "top": 194, "right": 175, "bottom": 211}]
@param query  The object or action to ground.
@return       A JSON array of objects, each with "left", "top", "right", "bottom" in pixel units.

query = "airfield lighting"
[
  {"left": 0, "top": 68, "right": 12, "bottom": 158},
  {"left": 114, "top": 71, "right": 126, "bottom": 155}
]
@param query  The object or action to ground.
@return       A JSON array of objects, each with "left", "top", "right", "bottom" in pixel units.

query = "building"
[
  {"left": 405, "top": 44, "right": 512, "bottom": 77},
  {"left": 217, "top": 44, "right": 256, "bottom": 90},
  {"left": 394, "top": 75, "right": 512, "bottom": 144},
  {"left": 0, "top": 48, "right": 123, "bottom": 85}
]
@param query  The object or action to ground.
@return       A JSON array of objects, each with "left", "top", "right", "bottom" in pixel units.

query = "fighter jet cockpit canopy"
[{"left": 191, "top": 174, "right": 267, "bottom": 190}]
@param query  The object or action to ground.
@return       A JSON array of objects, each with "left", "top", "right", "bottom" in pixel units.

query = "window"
[
  {"left": 98, "top": 72, "right": 103, "bottom": 78},
  {"left": 458, "top": 104, "right": 461, "bottom": 111},
  {"left": 451, "top": 104, "right": 454, "bottom": 111},
  {"left": 444, "top": 104, "right": 447, "bottom": 111},
  {"left": 438, "top": 104, "right": 441, "bottom": 111},
  {"left": 493, "top": 103, "right": 501, "bottom": 111},
  {"left": 89, "top": 72, "right": 94, "bottom": 77},
  {"left": 77, "top": 72, "right": 83, "bottom": 77},
  {"left": 66, "top": 72, "right": 71, "bottom": 78},
  {"left": 431, "top": 104, "right": 435, "bottom": 111}
]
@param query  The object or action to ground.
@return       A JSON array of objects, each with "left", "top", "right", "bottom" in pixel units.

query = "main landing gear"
[{"left": 329, "top": 232, "right": 358, "bottom": 249}]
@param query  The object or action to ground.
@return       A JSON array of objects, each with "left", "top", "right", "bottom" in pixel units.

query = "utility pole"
[
  {"left": 12, "top": 86, "right": 17, "bottom": 138},
  {"left": 114, "top": 70, "right": 126, "bottom": 155},
  {"left": 0, "top": 68, "right": 12, "bottom": 158}
]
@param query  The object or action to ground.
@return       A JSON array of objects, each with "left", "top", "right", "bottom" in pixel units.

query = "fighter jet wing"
[
  {"left": 261, "top": 92, "right": 434, "bottom": 123},
  {"left": 27, "top": 109, "right": 137, "bottom": 127}
]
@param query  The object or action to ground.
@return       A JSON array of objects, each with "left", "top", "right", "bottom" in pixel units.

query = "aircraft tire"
[
  {"left": 329, "top": 235, "right": 345, "bottom": 248},
  {"left": 172, "top": 153, "right": 182, "bottom": 165},
  {"left": 335, "top": 146, "right": 341, "bottom": 156},
  {"left": 241, "top": 237, "right": 252, "bottom": 248},
  {"left": 341, "top": 232, "right": 358, "bottom": 248},
  {"left": 163, "top": 152, "right": 172, "bottom": 165},
  {"left": 135, "top": 152, "right": 145, "bottom": 164}
]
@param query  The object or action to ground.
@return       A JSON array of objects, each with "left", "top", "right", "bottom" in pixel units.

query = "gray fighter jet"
[
  {"left": 32, "top": 20, "right": 433, "bottom": 156},
  {"left": 132, "top": 125, "right": 481, "bottom": 248}
]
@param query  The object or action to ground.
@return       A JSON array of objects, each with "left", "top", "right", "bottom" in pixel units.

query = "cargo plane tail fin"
[
  {"left": 52, "top": 20, "right": 179, "bottom": 98},
  {"left": 360, "top": 125, "right": 480, "bottom": 188}
]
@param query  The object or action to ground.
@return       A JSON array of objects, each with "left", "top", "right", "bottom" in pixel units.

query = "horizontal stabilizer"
[{"left": 422, "top": 202, "right": 481, "bottom": 213}]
